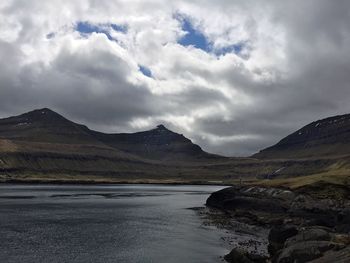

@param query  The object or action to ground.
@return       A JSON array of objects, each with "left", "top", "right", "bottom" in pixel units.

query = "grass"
[
  {"left": 251, "top": 166, "right": 349, "bottom": 189},
  {"left": 1, "top": 137, "right": 350, "bottom": 191}
]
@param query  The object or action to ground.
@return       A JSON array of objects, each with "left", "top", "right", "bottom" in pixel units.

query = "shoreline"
[
  {"left": 195, "top": 206, "right": 270, "bottom": 259},
  {"left": 0, "top": 178, "right": 231, "bottom": 186},
  {"left": 206, "top": 185, "right": 350, "bottom": 262}
]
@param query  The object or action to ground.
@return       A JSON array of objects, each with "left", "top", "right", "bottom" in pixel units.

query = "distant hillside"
[
  {"left": 0, "top": 108, "right": 216, "bottom": 161},
  {"left": 0, "top": 108, "right": 229, "bottom": 183},
  {"left": 89, "top": 125, "right": 219, "bottom": 161},
  {"left": 253, "top": 113, "right": 350, "bottom": 159}
]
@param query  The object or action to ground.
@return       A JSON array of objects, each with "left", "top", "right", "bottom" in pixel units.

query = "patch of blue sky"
[
  {"left": 177, "top": 16, "right": 211, "bottom": 52},
  {"left": 75, "top": 21, "right": 127, "bottom": 40},
  {"left": 214, "top": 42, "right": 246, "bottom": 56},
  {"left": 176, "top": 15, "right": 247, "bottom": 57},
  {"left": 139, "top": 65, "right": 153, "bottom": 78},
  {"left": 111, "top": 23, "right": 127, "bottom": 33}
]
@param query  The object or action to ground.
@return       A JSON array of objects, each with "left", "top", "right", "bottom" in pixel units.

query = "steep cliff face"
[{"left": 254, "top": 113, "right": 350, "bottom": 159}]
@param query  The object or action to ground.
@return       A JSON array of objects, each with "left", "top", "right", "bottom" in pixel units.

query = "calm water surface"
[{"left": 0, "top": 184, "right": 229, "bottom": 263}]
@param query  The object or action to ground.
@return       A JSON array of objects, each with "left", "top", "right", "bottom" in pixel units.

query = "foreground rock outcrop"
[
  {"left": 206, "top": 184, "right": 350, "bottom": 263},
  {"left": 224, "top": 248, "right": 267, "bottom": 263}
]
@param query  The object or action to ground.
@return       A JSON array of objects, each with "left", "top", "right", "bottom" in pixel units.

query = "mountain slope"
[
  {"left": 253, "top": 113, "right": 350, "bottom": 159},
  {"left": 90, "top": 124, "right": 218, "bottom": 161},
  {"left": 0, "top": 108, "right": 102, "bottom": 145},
  {"left": 0, "top": 108, "right": 216, "bottom": 161}
]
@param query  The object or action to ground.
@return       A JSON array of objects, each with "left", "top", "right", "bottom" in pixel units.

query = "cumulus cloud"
[{"left": 1, "top": 0, "right": 350, "bottom": 156}]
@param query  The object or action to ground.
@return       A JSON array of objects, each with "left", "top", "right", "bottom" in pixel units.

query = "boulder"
[
  {"left": 275, "top": 241, "right": 340, "bottom": 263},
  {"left": 223, "top": 196, "right": 288, "bottom": 213},
  {"left": 206, "top": 187, "right": 237, "bottom": 209},
  {"left": 268, "top": 225, "right": 298, "bottom": 255},
  {"left": 309, "top": 246, "right": 350, "bottom": 263},
  {"left": 284, "top": 228, "right": 331, "bottom": 247}
]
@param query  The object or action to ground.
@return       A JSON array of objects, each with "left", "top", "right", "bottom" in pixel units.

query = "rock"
[
  {"left": 309, "top": 246, "right": 350, "bottom": 263},
  {"left": 241, "top": 187, "right": 295, "bottom": 202},
  {"left": 224, "top": 248, "right": 254, "bottom": 263},
  {"left": 335, "top": 209, "right": 350, "bottom": 233},
  {"left": 206, "top": 185, "right": 350, "bottom": 263},
  {"left": 337, "top": 209, "right": 350, "bottom": 224},
  {"left": 270, "top": 227, "right": 350, "bottom": 262},
  {"left": 332, "top": 234, "right": 350, "bottom": 245},
  {"left": 206, "top": 186, "right": 289, "bottom": 218},
  {"left": 268, "top": 225, "right": 298, "bottom": 255},
  {"left": 276, "top": 241, "right": 340, "bottom": 263},
  {"left": 206, "top": 187, "right": 238, "bottom": 209},
  {"left": 289, "top": 199, "right": 339, "bottom": 228},
  {"left": 223, "top": 196, "right": 288, "bottom": 213},
  {"left": 224, "top": 248, "right": 267, "bottom": 263},
  {"left": 284, "top": 228, "right": 331, "bottom": 247}
]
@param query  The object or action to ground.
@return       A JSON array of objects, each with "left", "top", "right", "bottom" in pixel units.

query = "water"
[{"left": 0, "top": 184, "right": 229, "bottom": 263}]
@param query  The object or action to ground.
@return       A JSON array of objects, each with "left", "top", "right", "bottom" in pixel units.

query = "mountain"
[
  {"left": 0, "top": 108, "right": 215, "bottom": 160},
  {"left": 253, "top": 113, "right": 350, "bottom": 159},
  {"left": 0, "top": 108, "right": 103, "bottom": 145},
  {"left": 89, "top": 124, "right": 218, "bottom": 161},
  {"left": 1, "top": 108, "right": 350, "bottom": 185},
  {"left": 0, "top": 108, "right": 227, "bottom": 183}
]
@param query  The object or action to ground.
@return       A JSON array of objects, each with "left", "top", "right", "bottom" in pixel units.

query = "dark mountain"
[
  {"left": 0, "top": 108, "right": 236, "bottom": 183},
  {"left": 0, "top": 108, "right": 102, "bottom": 145},
  {"left": 0, "top": 108, "right": 217, "bottom": 161},
  {"left": 90, "top": 124, "right": 217, "bottom": 161},
  {"left": 253, "top": 113, "right": 350, "bottom": 159}
]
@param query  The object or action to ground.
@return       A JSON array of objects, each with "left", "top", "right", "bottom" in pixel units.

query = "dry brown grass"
[
  {"left": 0, "top": 139, "right": 18, "bottom": 152},
  {"left": 249, "top": 170, "right": 350, "bottom": 189}
]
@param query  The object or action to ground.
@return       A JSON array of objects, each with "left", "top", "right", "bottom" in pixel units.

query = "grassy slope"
[{"left": 2, "top": 148, "right": 349, "bottom": 186}]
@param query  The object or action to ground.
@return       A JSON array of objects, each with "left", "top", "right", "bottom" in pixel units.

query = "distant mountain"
[
  {"left": 2, "top": 108, "right": 350, "bottom": 184},
  {"left": 253, "top": 113, "right": 350, "bottom": 159},
  {"left": 0, "top": 108, "right": 217, "bottom": 161},
  {"left": 0, "top": 108, "right": 228, "bottom": 183},
  {"left": 90, "top": 124, "right": 217, "bottom": 161},
  {"left": 0, "top": 108, "right": 103, "bottom": 145}
]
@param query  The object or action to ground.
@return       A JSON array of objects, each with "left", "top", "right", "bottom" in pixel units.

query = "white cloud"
[{"left": 1, "top": 0, "right": 350, "bottom": 156}]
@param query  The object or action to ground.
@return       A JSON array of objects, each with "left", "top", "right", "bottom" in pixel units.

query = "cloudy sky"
[{"left": 1, "top": 0, "right": 350, "bottom": 156}]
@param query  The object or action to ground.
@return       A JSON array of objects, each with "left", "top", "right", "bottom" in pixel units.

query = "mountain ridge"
[
  {"left": 0, "top": 108, "right": 218, "bottom": 162},
  {"left": 253, "top": 113, "right": 350, "bottom": 159}
]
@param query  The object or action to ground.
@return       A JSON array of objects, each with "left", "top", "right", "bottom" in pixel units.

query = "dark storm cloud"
[{"left": 165, "top": 86, "right": 229, "bottom": 112}]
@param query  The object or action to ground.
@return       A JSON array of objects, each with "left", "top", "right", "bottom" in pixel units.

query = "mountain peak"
[
  {"left": 25, "top": 107, "right": 57, "bottom": 116},
  {"left": 0, "top": 107, "right": 103, "bottom": 145},
  {"left": 16, "top": 108, "right": 69, "bottom": 124},
  {"left": 150, "top": 124, "right": 176, "bottom": 135},
  {"left": 156, "top": 124, "right": 168, "bottom": 130}
]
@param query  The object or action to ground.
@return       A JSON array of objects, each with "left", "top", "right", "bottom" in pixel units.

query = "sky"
[{"left": 1, "top": 0, "right": 350, "bottom": 156}]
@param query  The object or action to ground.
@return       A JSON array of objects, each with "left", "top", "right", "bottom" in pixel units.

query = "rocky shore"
[{"left": 206, "top": 183, "right": 350, "bottom": 262}]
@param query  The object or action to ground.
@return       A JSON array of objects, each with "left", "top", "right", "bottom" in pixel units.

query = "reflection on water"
[{"left": 0, "top": 184, "right": 228, "bottom": 263}]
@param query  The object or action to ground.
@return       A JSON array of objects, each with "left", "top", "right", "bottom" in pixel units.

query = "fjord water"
[{"left": 0, "top": 184, "right": 228, "bottom": 263}]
